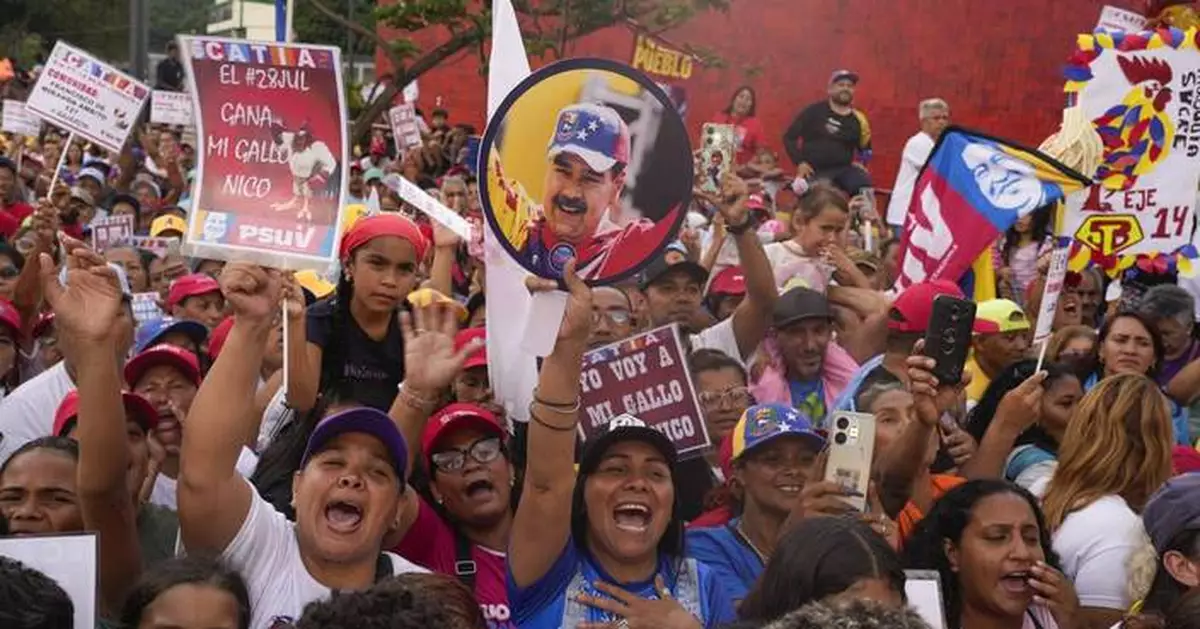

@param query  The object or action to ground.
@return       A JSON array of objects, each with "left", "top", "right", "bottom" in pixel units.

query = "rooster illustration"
[{"left": 1092, "top": 54, "right": 1175, "bottom": 190}]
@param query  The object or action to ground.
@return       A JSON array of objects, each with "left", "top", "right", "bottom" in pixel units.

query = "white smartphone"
[
  {"left": 824, "top": 411, "right": 876, "bottom": 512},
  {"left": 905, "top": 570, "right": 948, "bottom": 629}
]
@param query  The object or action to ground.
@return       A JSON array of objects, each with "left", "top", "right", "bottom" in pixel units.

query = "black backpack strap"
[
  {"left": 453, "top": 527, "right": 477, "bottom": 590},
  {"left": 375, "top": 552, "right": 394, "bottom": 583}
]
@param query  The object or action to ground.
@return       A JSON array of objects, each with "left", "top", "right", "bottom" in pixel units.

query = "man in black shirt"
[
  {"left": 155, "top": 42, "right": 185, "bottom": 91},
  {"left": 782, "top": 69, "right": 873, "bottom": 196}
]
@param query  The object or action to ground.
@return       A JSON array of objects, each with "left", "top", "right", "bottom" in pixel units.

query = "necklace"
[{"left": 734, "top": 521, "right": 768, "bottom": 564}]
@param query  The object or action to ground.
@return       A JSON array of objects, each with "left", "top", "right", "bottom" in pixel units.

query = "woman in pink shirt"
[{"left": 712, "top": 86, "right": 765, "bottom": 166}]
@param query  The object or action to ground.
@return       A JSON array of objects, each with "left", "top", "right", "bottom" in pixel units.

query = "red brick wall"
[{"left": 377, "top": 0, "right": 1139, "bottom": 188}]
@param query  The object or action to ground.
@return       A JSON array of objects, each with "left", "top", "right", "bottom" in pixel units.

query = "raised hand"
[
  {"left": 31, "top": 200, "right": 61, "bottom": 252},
  {"left": 432, "top": 219, "right": 462, "bottom": 250},
  {"left": 219, "top": 262, "right": 281, "bottom": 325},
  {"left": 1029, "top": 561, "right": 1079, "bottom": 629},
  {"left": 576, "top": 577, "right": 703, "bottom": 629},
  {"left": 40, "top": 235, "right": 124, "bottom": 345},
  {"left": 399, "top": 303, "right": 481, "bottom": 391},
  {"left": 281, "top": 272, "right": 306, "bottom": 323},
  {"left": 906, "top": 340, "right": 972, "bottom": 428},
  {"left": 994, "top": 371, "right": 1047, "bottom": 433},
  {"left": 525, "top": 258, "right": 593, "bottom": 346},
  {"left": 715, "top": 172, "right": 750, "bottom": 227}
]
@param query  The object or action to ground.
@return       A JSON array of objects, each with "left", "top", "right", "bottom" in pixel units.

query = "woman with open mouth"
[
  {"left": 508, "top": 260, "right": 735, "bottom": 628},
  {"left": 905, "top": 479, "right": 1079, "bottom": 629}
]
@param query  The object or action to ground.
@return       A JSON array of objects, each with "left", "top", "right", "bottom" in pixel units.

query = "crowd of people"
[{"left": 1, "top": 56, "right": 1200, "bottom": 629}]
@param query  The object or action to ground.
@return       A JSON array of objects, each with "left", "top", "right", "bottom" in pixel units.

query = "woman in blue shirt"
[
  {"left": 685, "top": 403, "right": 825, "bottom": 603},
  {"left": 507, "top": 261, "right": 736, "bottom": 629}
]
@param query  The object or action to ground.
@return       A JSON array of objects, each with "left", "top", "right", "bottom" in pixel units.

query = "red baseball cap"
[
  {"left": 339, "top": 214, "right": 429, "bottom": 262},
  {"left": 166, "top": 273, "right": 221, "bottom": 310},
  {"left": 888, "top": 280, "right": 964, "bottom": 333},
  {"left": 455, "top": 327, "right": 487, "bottom": 370},
  {"left": 53, "top": 389, "right": 159, "bottom": 437},
  {"left": 209, "top": 316, "right": 234, "bottom": 361},
  {"left": 421, "top": 403, "right": 504, "bottom": 469},
  {"left": 124, "top": 344, "right": 202, "bottom": 388},
  {"left": 0, "top": 299, "right": 21, "bottom": 336},
  {"left": 708, "top": 267, "right": 747, "bottom": 297}
]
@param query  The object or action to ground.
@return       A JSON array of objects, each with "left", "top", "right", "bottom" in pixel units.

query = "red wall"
[{"left": 378, "top": 0, "right": 1140, "bottom": 189}]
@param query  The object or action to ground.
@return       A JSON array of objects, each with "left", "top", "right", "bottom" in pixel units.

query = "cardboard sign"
[
  {"left": 179, "top": 36, "right": 348, "bottom": 271},
  {"left": 2, "top": 99, "right": 41, "bottom": 136},
  {"left": 388, "top": 103, "right": 422, "bottom": 152},
  {"left": 89, "top": 213, "right": 135, "bottom": 252},
  {"left": 1033, "top": 237, "right": 1072, "bottom": 345},
  {"left": 578, "top": 324, "right": 711, "bottom": 459},
  {"left": 26, "top": 41, "right": 150, "bottom": 153},
  {"left": 128, "top": 235, "right": 181, "bottom": 258},
  {"left": 150, "top": 90, "right": 194, "bottom": 126},
  {"left": 0, "top": 533, "right": 98, "bottom": 629}
]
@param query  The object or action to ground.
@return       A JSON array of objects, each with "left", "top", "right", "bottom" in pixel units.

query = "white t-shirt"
[
  {"left": 1051, "top": 495, "right": 1146, "bottom": 611},
  {"left": 0, "top": 362, "right": 74, "bottom": 466},
  {"left": 690, "top": 317, "right": 744, "bottom": 365},
  {"left": 219, "top": 478, "right": 428, "bottom": 629},
  {"left": 150, "top": 447, "right": 260, "bottom": 510},
  {"left": 885, "top": 132, "right": 935, "bottom": 227}
]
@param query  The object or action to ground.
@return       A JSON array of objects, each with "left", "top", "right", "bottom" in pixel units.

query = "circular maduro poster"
[{"left": 480, "top": 58, "right": 692, "bottom": 285}]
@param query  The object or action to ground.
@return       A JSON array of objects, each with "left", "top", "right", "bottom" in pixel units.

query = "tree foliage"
[
  {"left": 294, "top": 0, "right": 378, "bottom": 58},
  {"left": 303, "top": 0, "right": 731, "bottom": 143}
]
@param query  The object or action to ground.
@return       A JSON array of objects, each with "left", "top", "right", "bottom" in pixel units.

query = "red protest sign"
[
  {"left": 578, "top": 324, "right": 711, "bottom": 459},
  {"left": 178, "top": 36, "right": 348, "bottom": 269}
]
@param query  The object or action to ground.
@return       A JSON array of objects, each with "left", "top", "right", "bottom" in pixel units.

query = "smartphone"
[
  {"left": 922, "top": 295, "right": 977, "bottom": 386},
  {"left": 905, "top": 570, "right": 948, "bottom": 629},
  {"left": 824, "top": 411, "right": 876, "bottom": 512},
  {"left": 699, "top": 123, "right": 736, "bottom": 195}
]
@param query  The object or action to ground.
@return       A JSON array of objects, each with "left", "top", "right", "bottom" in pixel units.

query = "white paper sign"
[
  {"left": 90, "top": 213, "right": 136, "bottom": 251},
  {"left": 2, "top": 99, "right": 42, "bottom": 136},
  {"left": 1034, "top": 238, "right": 1072, "bottom": 345},
  {"left": 1097, "top": 5, "right": 1147, "bottom": 32},
  {"left": 0, "top": 533, "right": 97, "bottom": 629},
  {"left": 26, "top": 41, "right": 151, "bottom": 153},
  {"left": 905, "top": 571, "right": 947, "bottom": 629},
  {"left": 150, "top": 90, "right": 194, "bottom": 126},
  {"left": 388, "top": 103, "right": 423, "bottom": 152},
  {"left": 132, "top": 291, "right": 165, "bottom": 324},
  {"left": 382, "top": 173, "right": 473, "bottom": 239}
]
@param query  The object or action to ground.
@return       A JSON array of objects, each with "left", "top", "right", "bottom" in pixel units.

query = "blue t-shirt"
[
  {"left": 507, "top": 538, "right": 736, "bottom": 628},
  {"left": 685, "top": 518, "right": 764, "bottom": 605}
]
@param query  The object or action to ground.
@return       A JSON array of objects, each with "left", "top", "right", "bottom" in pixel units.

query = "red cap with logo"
[
  {"left": 421, "top": 403, "right": 504, "bottom": 469},
  {"left": 166, "top": 273, "right": 222, "bottom": 310},
  {"left": 208, "top": 316, "right": 234, "bottom": 361},
  {"left": 708, "top": 267, "right": 747, "bottom": 297},
  {"left": 455, "top": 327, "right": 487, "bottom": 370},
  {"left": 888, "top": 280, "right": 964, "bottom": 333},
  {"left": 54, "top": 389, "right": 159, "bottom": 437},
  {"left": 124, "top": 344, "right": 202, "bottom": 388}
]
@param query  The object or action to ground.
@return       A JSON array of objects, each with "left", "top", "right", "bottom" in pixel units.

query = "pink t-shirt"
[{"left": 393, "top": 499, "right": 514, "bottom": 628}]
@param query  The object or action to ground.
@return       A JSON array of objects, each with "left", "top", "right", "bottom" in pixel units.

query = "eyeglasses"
[
  {"left": 0, "top": 266, "right": 18, "bottom": 279},
  {"left": 593, "top": 309, "right": 632, "bottom": 326},
  {"left": 430, "top": 437, "right": 503, "bottom": 473},
  {"left": 698, "top": 387, "right": 752, "bottom": 409}
]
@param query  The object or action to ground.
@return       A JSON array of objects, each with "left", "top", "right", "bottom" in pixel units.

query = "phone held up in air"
[
  {"left": 699, "top": 123, "right": 736, "bottom": 195},
  {"left": 823, "top": 411, "right": 876, "bottom": 512},
  {"left": 922, "top": 295, "right": 977, "bottom": 386}
]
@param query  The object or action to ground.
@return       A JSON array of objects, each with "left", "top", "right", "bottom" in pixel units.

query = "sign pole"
[{"left": 46, "top": 131, "right": 74, "bottom": 198}]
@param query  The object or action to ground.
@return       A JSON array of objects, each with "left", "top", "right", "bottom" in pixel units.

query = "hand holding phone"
[
  {"left": 822, "top": 412, "right": 876, "bottom": 512},
  {"left": 922, "top": 295, "right": 976, "bottom": 385}
]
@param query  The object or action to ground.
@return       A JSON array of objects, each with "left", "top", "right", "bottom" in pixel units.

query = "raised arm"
[
  {"left": 959, "top": 372, "right": 1045, "bottom": 480},
  {"left": 509, "top": 260, "right": 593, "bottom": 588},
  {"left": 178, "top": 263, "right": 281, "bottom": 555},
  {"left": 284, "top": 295, "right": 322, "bottom": 413},
  {"left": 41, "top": 240, "right": 140, "bottom": 616},
  {"left": 719, "top": 175, "right": 777, "bottom": 360}
]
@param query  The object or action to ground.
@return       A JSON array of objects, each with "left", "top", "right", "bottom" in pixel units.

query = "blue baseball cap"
[
  {"left": 302, "top": 407, "right": 409, "bottom": 482},
  {"left": 546, "top": 103, "right": 631, "bottom": 173},
  {"left": 730, "top": 403, "right": 825, "bottom": 461},
  {"left": 134, "top": 317, "right": 208, "bottom": 354}
]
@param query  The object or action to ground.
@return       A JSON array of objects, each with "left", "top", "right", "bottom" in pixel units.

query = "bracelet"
[
  {"left": 397, "top": 383, "right": 439, "bottom": 411},
  {"left": 725, "top": 216, "right": 754, "bottom": 236},
  {"left": 532, "top": 388, "right": 581, "bottom": 412},
  {"left": 529, "top": 405, "right": 577, "bottom": 432}
]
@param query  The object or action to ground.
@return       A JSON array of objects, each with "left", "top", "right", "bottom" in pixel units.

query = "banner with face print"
[
  {"left": 480, "top": 58, "right": 692, "bottom": 286},
  {"left": 178, "top": 35, "right": 348, "bottom": 271}
]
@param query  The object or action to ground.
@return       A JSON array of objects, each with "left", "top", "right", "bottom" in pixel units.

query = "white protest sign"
[
  {"left": 90, "top": 213, "right": 135, "bottom": 251},
  {"left": 388, "top": 103, "right": 423, "bottom": 152},
  {"left": 2, "top": 99, "right": 42, "bottom": 136},
  {"left": 132, "top": 291, "right": 165, "bottom": 324},
  {"left": 382, "top": 173, "right": 472, "bottom": 239},
  {"left": 1034, "top": 237, "right": 1072, "bottom": 346},
  {"left": 150, "top": 90, "right": 194, "bottom": 126},
  {"left": 1097, "top": 5, "right": 1147, "bottom": 32},
  {"left": 0, "top": 533, "right": 97, "bottom": 629},
  {"left": 26, "top": 41, "right": 150, "bottom": 154}
]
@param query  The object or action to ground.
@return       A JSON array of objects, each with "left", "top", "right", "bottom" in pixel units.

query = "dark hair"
[
  {"left": 904, "top": 480, "right": 1060, "bottom": 628},
  {"left": 0, "top": 436, "right": 79, "bottom": 478},
  {"left": 120, "top": 556, "right": 251, "bottom": 629},
  {"left": 689, "top": 348, "right": 748, "bottom": 383},
  {"left": 762, "top": 598, "right": 933, "bottom": 629},
  {"left": 724, "top": 85, "right": 757, "bottom": 117},
  {"left": 964, "top": 359, "right": 1079, "bottom": 458},
  {"left": 432, "top": 108, "right": 449, "bottom": 119},
  {"left": 793, "top": 182, "right": 850, "bottom": 223},
  {"left": 1142, "top": 528, "right": 1200, "bottom": 616},
  {"left": 1165, "top": 588, "right": 1200, "bottom": 629},
  {"left": 738, "top": 517, "right": 905, "bottom": 623},
  {"left": 0, "top": 556, "right": 74, "bottom": 629},
  {"left": 884, "top": 330, "right": 923, "bottom": 356},
  {"left": 1001, "top": 205, "right": 1051, "bottom": 266},
  {"left": 854, "top": 367, "right": 905, "bottom": 413},
  {"left": 0, "top": 241, "right": 26, "bottom": 270},
  {"left": 297, "top": 573, "right": 486, "bottom": 629},
  {"left": 1096, "top": 311, "right": 1165, "bottom": 378}
]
